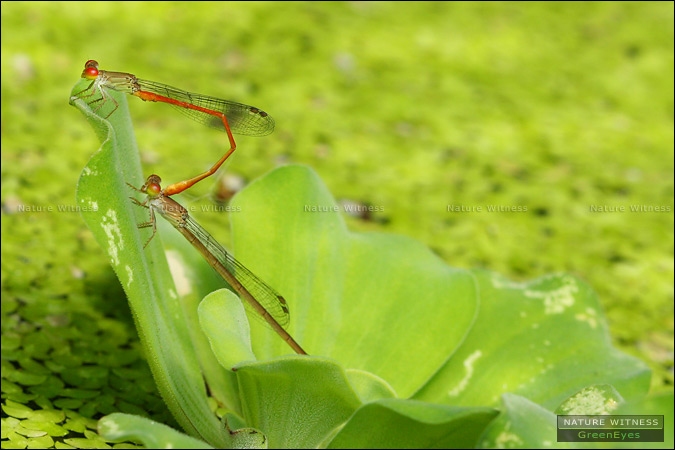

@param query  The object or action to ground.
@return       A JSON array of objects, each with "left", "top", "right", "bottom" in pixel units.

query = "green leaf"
[
  {"left": 98, "top": 413, "right": 214, "bottom": 449},
  {"left": 345, "top": 369, "right": 397, "bottom": 403},
  {"left": 234, "top": 358, "right": 362, "bottom": 448},
  {"left": 478, "top": 393, "right": 561, "bottom": 448},
  {"left": 414, "top": 270, "right": 651, "bottom": 408},
  {"left": 199, "top": 289, "right": 257, "bottom": 369},
  {"left": 69, "top": 81, "right": 227, "bottom": 447},
  {"left": 327, "top": 399, "right": 497, "bottom": 448},
  {"left": 2, "top": 400, "right": 33, "bottom": 419},
  {"left": 229, "top": 165, "right": 480, "bottom": 397}
]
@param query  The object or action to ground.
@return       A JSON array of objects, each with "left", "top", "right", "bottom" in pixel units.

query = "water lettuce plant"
[{"left": 69, "top": 80, "right": 670, "bottom": 449}]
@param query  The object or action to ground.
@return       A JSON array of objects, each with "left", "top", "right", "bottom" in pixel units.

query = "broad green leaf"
[
  {"left": 327, "top": 399, "right": 498, "bottom": 448},
  {"left": 199, "top": 289, "right": 257, "bottom": 369},
  {"left": 478, "top": 393, "right": 562, "bottom": 448},
  {"left": 69, "top": 82, "right": 228, "bottom": 447},
  {"left": 98, "top": 413, "right": 214, "bottom": 449},
  {"left": 345, "top": 369, "right": 397, "bottom": 403},
  {"left": 414, "top": 270, "right": 651, "bottom": 408},
  {"left": 229, "top": 165, "right": 480, "bottom": 398},
  {"left": 234, "top": 358, "right": 362, "bottom": 448}
]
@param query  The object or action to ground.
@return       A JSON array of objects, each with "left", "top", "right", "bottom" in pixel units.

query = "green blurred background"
[{"left": 1, "top": 0, "right": 673, "bottom": 441}]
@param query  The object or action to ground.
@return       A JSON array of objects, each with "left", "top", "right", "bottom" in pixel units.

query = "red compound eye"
[
  {"left": 145, "top": 182, "right": 161, "bottom": 196},
  {"left": 81, "top": 60, "right": 100, "bottom": 79}
]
